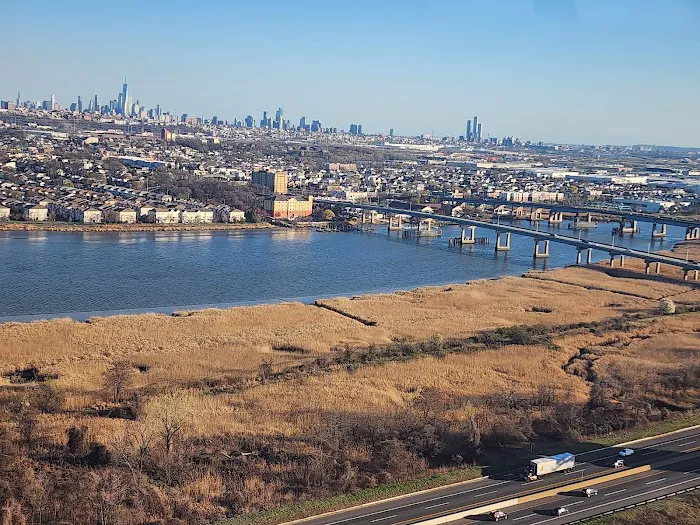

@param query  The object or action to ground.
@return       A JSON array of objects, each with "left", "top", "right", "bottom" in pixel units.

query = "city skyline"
[{"left": 1, "top": 0, "right": 699, "bottom": 146}]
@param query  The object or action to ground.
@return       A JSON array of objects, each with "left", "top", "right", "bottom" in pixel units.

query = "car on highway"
[
  {"left": 581, "top": 487, "right": 598, "bottom": 497},
  {"left": 489, "top": 510, "right": 508, "bottom": 521},
  {"left": 554, "top": 506, "right": 570, "bottom": 516},
  {"left": 619, "top": 448, "right": 634, "bottom": 457},
  {"left": 613, "top": 459, "right": 625, "bottom": 468}
]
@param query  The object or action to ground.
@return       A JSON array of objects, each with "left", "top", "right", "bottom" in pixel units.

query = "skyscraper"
[
  {"left": 121, "top": 76, "right": 128, "bottom": 116},
  {"left": 472, "top": 116, "right": 478, "bottom": 141},
  {"left": 16, "top": 91, "right": 20, "bottom": 107},
  {"left": 477, "top": 123, "right": 482, "bottom": 142},
  {"left": 50, "top": 94, "right": 55, "bottom": 111},
  {"left": 77, "top": 96, "right": 83, "bottom": 113},
  {"left": 274, "top": 107, "right": 283, "bottom": 128},
  {"left": 94, "top": 95, "right": 99, "bottom": 113},
  {"left": 466, "top": 120, "right": 472, "bottom": 142},
  {"left": 357, "top": 124, "right": 363, "bottom": 135}
]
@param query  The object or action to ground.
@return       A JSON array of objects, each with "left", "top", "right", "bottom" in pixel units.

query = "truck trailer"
[{"left": 523, "top": 452, "right": 575, "bottom": 481}]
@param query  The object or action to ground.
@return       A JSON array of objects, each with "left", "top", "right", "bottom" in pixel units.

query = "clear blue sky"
[{"left": 1, "top": 0, "right": 699, "bottom": 146}]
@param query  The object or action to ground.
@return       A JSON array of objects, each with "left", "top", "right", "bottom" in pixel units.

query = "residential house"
[
  {"left": 23, "top": 205, "right": 48, "bottom": 221},
  {"left": 82, "top": 208, "right": 102, "bottom": 224},
  {"left": 148, "top": 208, "right": 180, "bottom": 224},
  {"left": 117, "top": 209, "right": 137, "bottom": 223},
  {"left": 0, "top": 206, "right": 10, "bottom": 220},
  {"left": 180, "top": 209, "right": 214, "bottom": 224}
]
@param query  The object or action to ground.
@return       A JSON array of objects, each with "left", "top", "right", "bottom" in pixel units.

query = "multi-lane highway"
[{"left": 294, "top": 427, "right": 700, "bottom": 525}]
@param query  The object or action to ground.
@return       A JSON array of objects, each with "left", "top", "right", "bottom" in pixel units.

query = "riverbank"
[{"left": 0, "top": 220, "right": 275, "bottom": 232}]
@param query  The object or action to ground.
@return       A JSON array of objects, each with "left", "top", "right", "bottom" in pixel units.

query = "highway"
[
  {"left": 317, "top": 200, "right": 700, "bottom": 272},
  {"left": 295, "top": 427, "right": 700, "bottom": 525}
]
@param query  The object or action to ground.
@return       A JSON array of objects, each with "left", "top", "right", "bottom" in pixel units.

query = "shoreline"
[{"left": 0, "top": 221, "right": 276, "bottom": 232}]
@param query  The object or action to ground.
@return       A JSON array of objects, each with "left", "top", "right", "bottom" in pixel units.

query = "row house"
[
  {"left": 23, "top": 204, "right": 48, "bottom": 221},
  {"left": 147, "top": 208, "right": 180, "bottom": 224},
  {"left": 180, "top": 209, "right": 214, "bottom": 224}
]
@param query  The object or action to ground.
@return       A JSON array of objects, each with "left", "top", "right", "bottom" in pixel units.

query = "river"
[{"left": 0, "top": 221, "right": 688, "bottom": 321}]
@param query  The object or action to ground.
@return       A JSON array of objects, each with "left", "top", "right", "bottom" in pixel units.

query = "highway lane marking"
[
  {"left": 521, "top": 479, "right": 544, "bottom": 485},
  {"left": 576, "top": 432, "right": 700, "bottom": 459},
  {"left": 638, "top": 449, "right": 661, "bottom": 456},
  {"left": 476, "top": 490, "right": 499, "bottom": 497},
  {"left": 321, "top": 480, "right": 512, "bottom": 525},
  {"left": 564, "top": 469, "right": 586, "bottom": 476},
  {"left": 513, "top": 514, "right": 536, "bottom": 521},
  {"left": 678, "top": 441, "right": 696, "bottom": 447},
  {"left": 646, "top": 478, "right": 667, "bottom": 485},
  {"left": 527, "top": 476, "right": 700, "bottom": 525},
  {"left": 369, "top": 515, "right": 397, "bottom": 523},
  {"left": 424, "top": 502, "right": 449, "bottom": 510},
  {"left": 606, "top": 489, "right": 627, "bottom": 496}
]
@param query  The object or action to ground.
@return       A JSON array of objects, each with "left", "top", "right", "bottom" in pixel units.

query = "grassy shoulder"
[
  {"left": 217, "top": 414, "right": 700, "bottom": 525},
  {"left": 586, "top": 490, "right": 700, "bottom": 525}
]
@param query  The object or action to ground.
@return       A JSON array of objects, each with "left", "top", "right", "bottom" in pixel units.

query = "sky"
[{"left": 1, "top": 0, "right": 699, "bottom": 146}]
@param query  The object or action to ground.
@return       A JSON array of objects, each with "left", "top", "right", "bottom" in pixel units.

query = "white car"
[
  {"left": 554, "top": 507, "right": 570, "bottom": 516},
  {"left": 619, "top": 448, "right": 634, "bottom": 457},
  {"left": 489, "top": 510, "right": 508, "bottom": 521},
  {"left": 582, "top": 487, "right": 598, "bottom": 497},
  {"left": 613, "top": 459, "right": 625, "bottom": 468}
]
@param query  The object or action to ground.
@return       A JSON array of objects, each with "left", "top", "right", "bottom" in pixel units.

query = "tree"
[
  {"left": 143, "top": 389, "right": 196, "bottom": 458},
  {"left": 102, "top": 361, "right": 134, "bottom": 403},
  {"left": 322, "top": 209, "right": 336, "bottom": 221}
]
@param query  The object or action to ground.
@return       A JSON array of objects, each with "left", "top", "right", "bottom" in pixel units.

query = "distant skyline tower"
[
  {"left": 472, "top": 116, "right": 478, "bottom": 142},
  {"left": 94, "top": 94, "right": 98, "bottom": 113},
  {"left": 466, "top": 120, "right": 472, "bottom": 142},
  {"left": 16, "top": 91, "right": 20, "bottom": 107},
  {"left": 50, "top": 93, "right": 55, "bottom": 111},
  {"left": 77, "top": 95, "right": 83, "bottom": 113},
  {"left": 121, "top": 75, "right": 128, "bottom": 116},
  {"left": 477, "top": 123, "right": 482, "bottom": 142}
]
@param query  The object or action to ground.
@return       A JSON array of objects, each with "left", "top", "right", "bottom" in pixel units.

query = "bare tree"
[
  {"left": 102, "top": 361, "right": 134, "bottom": 403},
  {"left": 143, "top": 390, "right": 195, "bottom": 458}
]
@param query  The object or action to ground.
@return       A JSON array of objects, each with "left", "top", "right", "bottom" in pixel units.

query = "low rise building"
[
  {"left": 23, "top": 205, "right": 48, "bottom": 221},
  {"left": 180, "top": 209, "right": 214, "bottom": 223},
  {"left": 82, "top": 208, "right": 102, "bottom": 224},
  {"left": 148, "top": 208, "right": 180, "bottom": 224},
  {"left": 117, "top": 209, "right": 137, "bottom": 223},
  {"left": 264, "top": 195, "right": 313, "bottom": 219},
  {"left": 0, "top": 205, "right": 10, "bottom": 220}
]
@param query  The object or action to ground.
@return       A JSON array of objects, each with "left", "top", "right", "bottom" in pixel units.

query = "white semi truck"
[{"left": 522, "top": 452, "right": 575, "bottom": 481}]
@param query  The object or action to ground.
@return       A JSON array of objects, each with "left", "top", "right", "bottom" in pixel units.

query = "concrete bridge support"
[
  {"left": 609, "top": 254, "right": 626, "bottom": 268},
  {"left": 652, "top": 223, "right": 667, "bottom": 239},
  {"left": 684, "top": 269, "right": 699, "bottom": 281},
  {"left": 460, "top": 226, "right": 476, "bottom": 245},
  {"left": 388, "top": 215, "right": 402, "bottom": 231},
  {"left": 686, "top": 227, "right": 700, "bottom": 241},
  {"left": 533, "top": 239, "right": 550, "bottom": 258},
  {"left": 530, "top": 208, "right": 544, "bottom": 221},
  {"left": 495, "top": 231, "right": 511, "bottom": 251},
  {"left": 576, "top": 248, "right": 593, "bottom": 265},
  {"left": 619, "top": 219, "right": 640, "bottom": 235},
  {"left": 548, "top": 212, "right": 564, "bottom": 224},
  {"left": 645, "top": 261, "right": 661, "bottom": 275}
]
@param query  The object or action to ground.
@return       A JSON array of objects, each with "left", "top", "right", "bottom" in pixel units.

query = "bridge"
[
  {"left": 317, "top": 199, "right": 700, "bottom": 280},
  {"left": 448, "top": 197, "right": 700, "bottom": 240}
]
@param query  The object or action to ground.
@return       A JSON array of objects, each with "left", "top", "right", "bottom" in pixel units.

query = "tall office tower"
[
  {"left": 50, "top": 94, "right": 55, "bottom": 111},
  {"left": 357, "top": 124, "right": 363, "bottom": 136},
  {"left": 299, "top": 116, "right": 306, "bottom": 129},
  {"left": 275, "top": 107, "right": 283, "bottom": 127},
  {"left": 349, "top": 124, "right": 358, "bottom": 135},
  {"left": 477, "top": 123, "right": 482, "bottom": 142},
  {"left": 16, "top": 91, "right": 20, "bottom": 107},
  {"left": 94, "top": 95, "right": 98, "bottom": 113},
  {"left": 466, "top": 120, "right": 472, "bottom": 142},
  {"left": 245, "top": 115, "right": 253, "bottom": 127},
  {"left": 389, "top": 128, "right": 394, "bottom": 137},
  {"left": 88, "top": 99, "right": 94, "bottom": 112},
  {"left": 262, "top": 111, "right": 268, "bottom": 128},
  {"left": 156, "top": 104, "right": 161, "bottom": 117},
  {"left": 311, "top": 120, "right": 321, "bottom": 132},
  {"left": 121, "top": 76, "right": 128, "bottom": 115},
  {"left": 77, "top": 96, "right": 83, "bottom": 113},
  {"left": 118, "top": 93, "right": 124, "bottom": 115},
  {"left": 472, "top": 116, "right": 478, "bottom": 141}
]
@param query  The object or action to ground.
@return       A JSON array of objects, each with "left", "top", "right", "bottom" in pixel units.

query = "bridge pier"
[
  {"left": 495, "top": 231, "right": 511, "bottom": 251},
  {"left": 645, "top": 261, "right": 662, "bottom": 275},
  {"left": 460, "top": 226, "right": 476, "bottom": 245},
  {"left": 652, "top": 223, "right": 667, "bottom": 239},
  {"left": 533, "top": 239, "right": 549, "bottom": 258},
  {"left": 576, "top": 248, "right": 593, "bottom": 265},
  {"left": 530, "top": 208, "right": 544, "bottom": 222},
  {"left": 609, "top": 254, "right": 625, "bottom": 268},
  {"left": 686, "top": 227, "right": 700, "bottom": 241},
  {"left": 548, "top": 212, "right": 564, "bottom": 224},
  {"left": 388, "top": 215, "right": 402, "bottom": 231},
  {"left": 685, "top": 269, "right": 699, "bottom": 281},
  {"left": 619, "top": 219, "right": 639, "bottom": 236}
]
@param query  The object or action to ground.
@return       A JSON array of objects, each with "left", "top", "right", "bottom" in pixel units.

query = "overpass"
[
  {"left": 448, "top": 197, "right": 700, "bottom": 240},
  {"left": 317, "top": 199, "right": 700, "bottom": 280}
]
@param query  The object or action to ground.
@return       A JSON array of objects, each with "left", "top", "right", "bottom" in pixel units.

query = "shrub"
[{"left": 659, "top": 298, "right": 676, "bottom": 315}]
